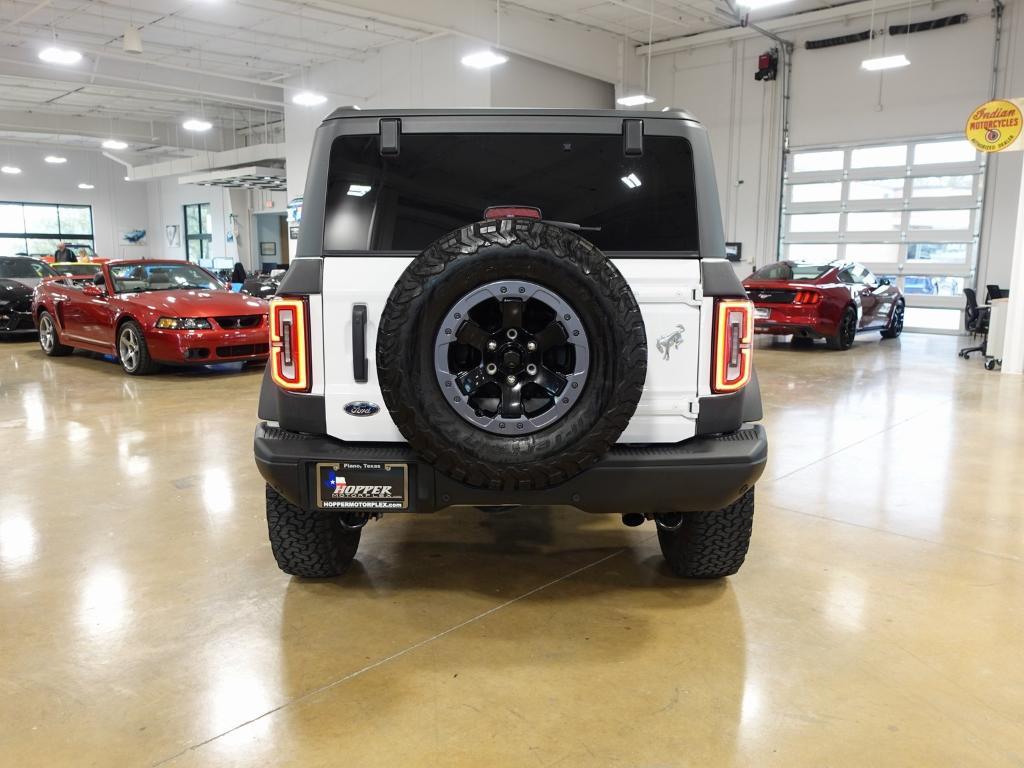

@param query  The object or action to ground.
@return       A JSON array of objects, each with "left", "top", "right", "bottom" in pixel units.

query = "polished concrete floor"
[{"left": 1, "top": 332, "right": 1023, "bottom": 767}]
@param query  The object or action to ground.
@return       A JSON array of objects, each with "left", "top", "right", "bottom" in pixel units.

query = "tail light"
[
  {"left": 793, "top": 289, "right": 821, "bottom": 305},
  {"left": 713, "top": 299, "right": 753, "bottom": 393},
  {"left": 269, "top": 297, "right": 309, "bottom": 392}
]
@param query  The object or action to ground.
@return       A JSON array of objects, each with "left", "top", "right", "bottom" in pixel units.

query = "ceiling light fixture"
[
  {"left": 736, "top": 0, "right": 793, "bottom": 9},
  {"left": 292, "top": 91, "right": 327, "bottom": 107},
  {"left": 44, "top": 155, "right": 67, "bottom": 164},
  {"left": 617, "top": 0, "right": 657, "bottom": 108},
  {"left": 461, "top": 50, "right": 508, "bottom": 69},
  {"left": 102, "top": 139, "right": 128, "bottom": 150},
  {"left": 346, "top": 184, "right": 372, "bottom": 197},
  {"left": 78, "top": 183, "right": 95, "bottom": 189},
  {"left": 123, "top": 25, "right": 143, "bottom": 54},
  {"left": 860, "top": 54, "right": 910, "bottom": 71},
  {"left": 620, "top": 173, "right": 642, "bottom": 189},
  {"left": 183, "top": 118, "right": 212, "bottom": 132},
  {"left": 39, "top": 46, "right": 82, "bottom": 65},
  {"left": 617, "top": 94, "right": 656, "bottom": 107},
  {"left": 1, "top": 166, "right": 22, "bottom": 175}
]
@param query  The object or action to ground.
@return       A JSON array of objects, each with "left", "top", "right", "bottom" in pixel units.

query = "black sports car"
[{"left": 0, "top": 256, "right": 58, "bottom": 337}]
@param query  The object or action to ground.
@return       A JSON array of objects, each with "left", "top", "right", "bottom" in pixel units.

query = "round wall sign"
[{"left": 965, "top": 99, "right": 1023, "bottom": 153}]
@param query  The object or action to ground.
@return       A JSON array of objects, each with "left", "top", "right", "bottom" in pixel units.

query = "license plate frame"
[
  {"left": 315, "top": 461, "right": 409, "bottom": 510},
  {"left": 754, "top": 307, "right": 771, "bottom": 319}
]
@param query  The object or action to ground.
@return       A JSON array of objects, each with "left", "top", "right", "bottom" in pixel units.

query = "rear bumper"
[
  {"left": 752, "top": 304, "right": 836, "bottom": 337},
  {"left": 254, "top": 422, "right": 768, "bottom": 515}
]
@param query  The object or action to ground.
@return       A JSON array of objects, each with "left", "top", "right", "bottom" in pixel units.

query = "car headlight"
[{"left": 155, "top": 317, "right": 212, "bottom": 330}]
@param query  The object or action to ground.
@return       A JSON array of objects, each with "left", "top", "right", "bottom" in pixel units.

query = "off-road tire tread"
[
  {"left": 377, "top": 218, "right": 647, "bottom": 491},
  {"left": 265, "top": 485, "right": 361, "bottom": 577},
  {"left": 657, "top": 488, "right": 755, "bottom": 579}
]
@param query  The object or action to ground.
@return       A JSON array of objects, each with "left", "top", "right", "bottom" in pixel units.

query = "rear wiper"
[{"left": 542, "top": 220, "right": 602, "bottom": 232}]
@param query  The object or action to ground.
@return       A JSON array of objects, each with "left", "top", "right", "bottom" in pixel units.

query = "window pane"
[
  {"left": 200, "top": 204, "right": 212, "bottom": 236},
  {"left": 187, "top": 238, "right": 203, "bottom": 262},
  {"left": 905, "top": 307, "right": 962, "bottom": 330},
  {"left": 790, "top": 182, "right": 842, "bottom": 202},
  {"left": 23, "top": 205, "right": 59, "bottom": 233},
  {"left": 851, "top": 145, "right": 907, "bottom": 168},
  {"left": 0, "top": 204, "right": 24, "bottom": 233},
  {"left": 908, "top": 209, "right": 971, "bottom": 230},
  {"left": 185, "top": 206, "right": 198, "bottom": 235},
  {"left": 58, "top": 206, "right": 92, "bottom": 235},
  {"left": 789, "top": 213, "right": 840, "bottom": 233},
  {"left": 846, "top": 243, "right": 900, "bottom": 262},
  {"left": 848, "top": 178, "right": 905, "bottom": 200},
  {"left": 906, "top": 243, "right": 969, "bottom": 262},
  {"left": 26, "top": 238, "right": 60, "bottom": 258},
  {"left": 901, "top": 275, "right": 965, "bottom": 296},
  {"left": 847, "top": 211, "right": 902, "bottom": 231},
  {"left": 913, "top": 140, "right": 976, "bottom": 165},
  {"left": 911, "top": 175, "right": 974, "bottom": 198},
  {"left": 0, "top": 236, "right": 27, "bottom": 256},
  {"left": 792, "top": 150, "right": 844, "bottom": 172},
  {"left": 787, "top": 243, "right": 838, "bottom": 261}
]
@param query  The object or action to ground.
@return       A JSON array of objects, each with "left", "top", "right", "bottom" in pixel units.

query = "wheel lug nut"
[
  {"left": 486, "top": 363, "right": 497, "bottom": 375},
  {"left": 487, "top": 340, "right": 497, "bottom": 351},
  {"left": 526, "top": 363, "right": 537, "bottom": 375},
  {"left": 526, "top": 341, "right": 537, "bottom": 351},
  {"left": 506, "top": 328, "right": 518, "bottom": 340},
  {"left": 506, "top": 375, "right": 516, "bottom": 385}
]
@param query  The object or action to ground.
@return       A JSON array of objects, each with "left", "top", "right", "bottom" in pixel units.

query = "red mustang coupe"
[
  {"left": 32, "top": 259, "right": 270, "bottom": 374},
  {"left": 743, "top": 260, "right": 904, "bottom": 350}
]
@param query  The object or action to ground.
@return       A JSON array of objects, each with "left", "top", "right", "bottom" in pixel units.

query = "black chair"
[
  {"left": 986, "top": 284, "right": 1007, "bottom": 302},
  {"left": 959, "top": 288, "right": 990, "bottom": 359}
]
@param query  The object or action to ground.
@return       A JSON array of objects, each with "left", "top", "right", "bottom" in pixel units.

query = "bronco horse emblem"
[{"left": 656, "top": 324, "right": 686, "bottom": 360}]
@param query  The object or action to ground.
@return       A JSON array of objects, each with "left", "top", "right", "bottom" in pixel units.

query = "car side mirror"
[{"left": 83, "top": 284, "right": 106, "bottom": 297}]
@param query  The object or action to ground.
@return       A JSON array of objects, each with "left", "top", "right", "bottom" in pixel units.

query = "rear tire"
[
  {"left": 826, "top": 307, "right": 857, "bottom": 351},
  {"left": 880, "top": 301, "right": 904, "bottom": 339},
  {"left": 265, "top": 485, "right": 361, "bottom": 578},
  {"left": 657, "top": 488, "right": 754, "bottom": 579},
  {"left": 38, "top": 311, "right": 73, "bottom": 356}
]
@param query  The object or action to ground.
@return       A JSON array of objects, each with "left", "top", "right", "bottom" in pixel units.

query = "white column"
[{"left": 1002, "top": 168, "right": 1024, "bottom": 374}]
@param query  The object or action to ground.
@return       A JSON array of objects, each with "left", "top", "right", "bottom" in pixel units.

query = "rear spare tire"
[{"left": 377, "top": 218, "right": 647, "bottom": 490}]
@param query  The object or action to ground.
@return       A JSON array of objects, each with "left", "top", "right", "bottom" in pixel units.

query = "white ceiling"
[{"left": 0, "top": 0, "right": 850, "bottom": 157}]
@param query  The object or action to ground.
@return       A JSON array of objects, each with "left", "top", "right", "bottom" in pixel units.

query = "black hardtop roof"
[{"left": 323, "top": 106, "right": 700, "bottom": 125}]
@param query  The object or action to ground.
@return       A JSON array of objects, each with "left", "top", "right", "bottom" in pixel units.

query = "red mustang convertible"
[
  {"left": 32, "top": 259, "right": 270, "bottom": 374},
  {"left": 743, "top": 260, "right": 905, "bottom": 350}
]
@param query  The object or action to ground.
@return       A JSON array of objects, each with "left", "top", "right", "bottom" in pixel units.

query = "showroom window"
[
  {"left": 184, "top": 203, "right": 213, "bottom": 263},
  {"left": 0, "top": 201, "right": 94, "bottom": 258},
  {"left": 781, "top": 136, "right": 985, "bottom": 332}
]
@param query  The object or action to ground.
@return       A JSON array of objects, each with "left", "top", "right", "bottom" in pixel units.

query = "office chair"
[
  {"left": 985, "top": 284, "right": 1007, "bottom": 302},
  {"left": 958, "top": 288, "right": 990, "bottom": 359}
]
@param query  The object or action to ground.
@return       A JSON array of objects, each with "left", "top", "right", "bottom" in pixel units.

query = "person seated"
[{"left": 76, "top": 249, "right": 92, "bottom": 263}]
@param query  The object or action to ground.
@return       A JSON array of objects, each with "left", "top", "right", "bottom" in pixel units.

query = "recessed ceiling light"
[
  {"left": 102, "top": 139, "right": 128, "bottom": 150},
  {"left": 620, "top": 173, "right": 642, "bottom": 189},
  {"left": 39, "top": 46, "right": 82, "bottom": 65},
  {"left": 182, "top": 118, "right": 212, "bottom": 132},
  {"left": 460, "top": 50, "right": 508, "bottom": 69},
  {"left": 1, "top": 166, "right": 22, "bottom": 175},
  {"left": 44, "top": 155, "right": 68, "bottom": 164},
  {"left": 736, "top": 0, "right": 792, "bottom": 8},
  {"left": 617, "top": 94, "right": 656, "bottom": 107},
  {"left": 78, "top": 183, "right": 94, "bottom": 189},
  {"left": 346, "top": 184, "right": 372, "bottom": 197},
  {"left": 292, "top": 91, "right": 327, "bottom": 106},
  {"left": 861, "top": 54, "right": 911, "bottom": 71}
]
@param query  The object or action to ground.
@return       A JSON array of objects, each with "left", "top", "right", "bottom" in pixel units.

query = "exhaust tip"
[{"left": 621, "top": 513, "right": 645, "bottom": 527}]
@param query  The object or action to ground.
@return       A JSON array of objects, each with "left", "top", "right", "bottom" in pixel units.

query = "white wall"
[
  {"left": 646, "top": 0, "right": 1024, "bottom": 287},
  {"left": 0, "top": 144, "right": 150, "bottom": 259},
  {"left": 491, "top": 53, "right": 615, "bottom": 108}
]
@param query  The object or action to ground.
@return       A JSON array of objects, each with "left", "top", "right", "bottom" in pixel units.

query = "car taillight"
[
  {"left": 713, "top": 298, "right": 753, "bottom": 393},
  {"left": 269, "top": 297, "right": 309, "bottom": 392},
  {"left": 793, "top": 289, "right": 821, "bottom": 305}
]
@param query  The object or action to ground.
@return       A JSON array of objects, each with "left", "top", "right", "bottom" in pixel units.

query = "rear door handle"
[{"left": 352, "top": 304, "right": 368, "bottom": 383}]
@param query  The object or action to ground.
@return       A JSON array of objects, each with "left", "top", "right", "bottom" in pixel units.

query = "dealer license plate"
[
  {"left": 754, "top": 307, "right": 770, "bottom": 319},
  {"left": 315, "top": 461, "right": 409, "bottom": 510}
]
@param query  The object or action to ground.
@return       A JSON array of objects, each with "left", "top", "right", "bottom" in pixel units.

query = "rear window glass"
[
  {"left": 324, "top": 133, "right": 699, "bottom": 253},
  {"left": 751, "top": 262, "right": 832, "bottom": 281}
]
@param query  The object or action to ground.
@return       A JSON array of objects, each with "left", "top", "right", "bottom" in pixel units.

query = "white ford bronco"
[{"left": 255, "top": 108, "right": 767, "bottom": 579}]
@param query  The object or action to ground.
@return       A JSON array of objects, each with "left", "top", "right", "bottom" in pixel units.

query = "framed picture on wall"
[
  {"left": 725, "top": 242, "right": 743, "bottom": 262},
  {"left": 260, "top": 241, "right": 277, "bottom": 257},
  {"left": 165, "top": 225, "right": 181, "bottom": 248}
]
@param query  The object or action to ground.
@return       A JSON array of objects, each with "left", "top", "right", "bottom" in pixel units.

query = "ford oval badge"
[{"left": 344, "top": 401, "right": 380, "bottom": 417}]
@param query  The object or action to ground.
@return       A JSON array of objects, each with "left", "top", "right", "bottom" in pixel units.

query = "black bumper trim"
[{"left": 254, "top": 423, "right": 768, "bottom": 515}]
